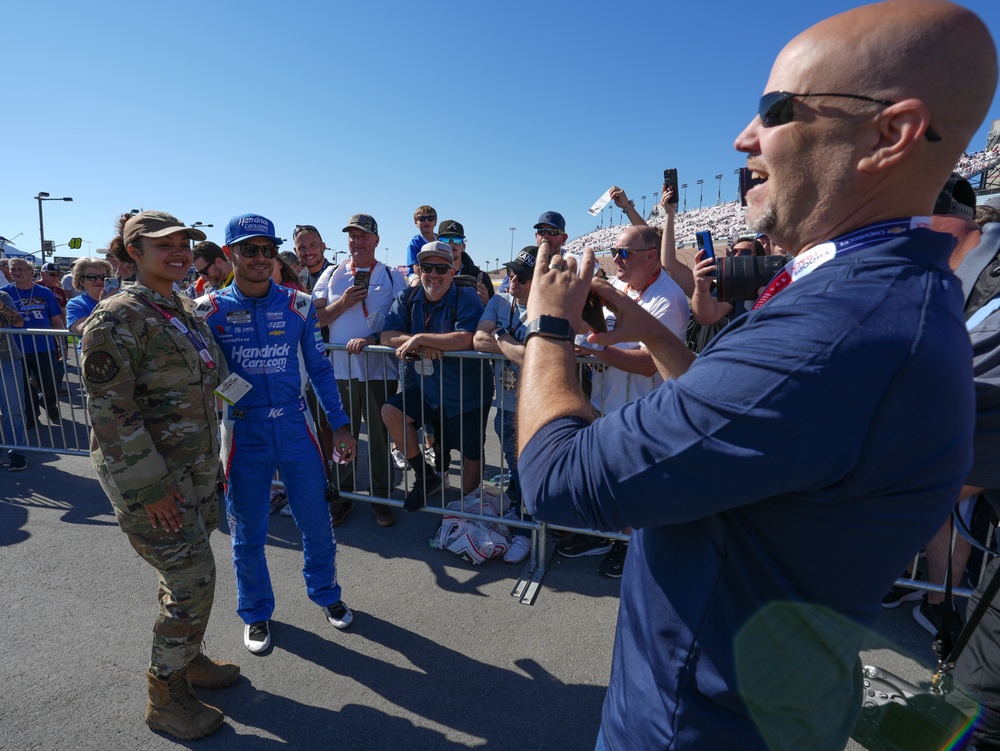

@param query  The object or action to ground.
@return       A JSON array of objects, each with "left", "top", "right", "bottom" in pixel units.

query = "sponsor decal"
[
  {"left": 226, "top": 310, "right": 251, "bottom": 324},
  {"left": 266, "top": 311, "right": 283, "bottom": 320},
  {"left": 231, "top": 408, "right": 247, "bottom": 419},
  {"left": 268, "top": 329, "right": 285, "bottom": 336},
  {"left": 266, "top": 320, "right": 283, "bottom": 329},
  {"left": 231, "top": 342, "right": 290, "bottom": 372},
  {"left": 268, "top": 407, "right": 285, "bottom": 418}
]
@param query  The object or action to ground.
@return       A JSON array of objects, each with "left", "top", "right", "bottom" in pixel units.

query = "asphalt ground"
[{"left": 1, "top": 447, "right": 958, "bottom": 751}]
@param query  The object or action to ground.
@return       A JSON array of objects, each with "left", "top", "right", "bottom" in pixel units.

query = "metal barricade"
[{"left": 0, "top": 328, "right": 92, "bottom": 457}]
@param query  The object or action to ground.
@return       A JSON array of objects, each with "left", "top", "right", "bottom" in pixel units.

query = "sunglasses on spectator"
[
  {"left": 438, "top": 237, "right": 464, "bottom": 245},
  {"left": 757, "top": 91, "right": 942, "bottom": 141},
  {"left": 83, "top": 274, "right": 109, "bottom": 282},
  {"left": 507, "top": 269, "right": 531, "bottom": 283},
  {"left": 238, "top": 243, "right": 278, "bottom": 259},
  {"left": 416, "top": 215, "right": 436, "bottom": 222},
  {"left": 293, "top": 224, "right": 319, "bottom": 236},
  {"left": 536, "top": 228, "right": 564, "bottom": 237},
  {"left": 611, "top": 246, "right": 656, "bottom": 259},
  {"left": 420, "top": 263, "right": 451, "bottom": 275}
]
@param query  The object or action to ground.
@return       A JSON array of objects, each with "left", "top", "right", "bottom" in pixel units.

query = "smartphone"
[
  {"left": 696, "top": 231, "right": 716, "bottom": 261},
  {"left": 663, "top": 168, "right": 679, "bottom": 205},
  {"left": 104, "top": 277, "right": 121, "bottom": 295},
  {"left": 354, "top": 270, "right": 370, "bottom": 290},
  {"left": 581, "top": 292, "right": 608, "bottom": 333}
]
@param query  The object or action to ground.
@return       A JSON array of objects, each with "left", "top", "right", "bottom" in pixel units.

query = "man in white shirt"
[{"left": 314, "top": 214, "right": 404, "bottom": 527}]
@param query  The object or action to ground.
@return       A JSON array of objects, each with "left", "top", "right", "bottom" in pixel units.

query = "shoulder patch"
[
  {"left": 80, "top": 328, "right": 107, "bottom": 351},
  {"left": 84, "top": 351, "right": 119, "bottom": 384}
]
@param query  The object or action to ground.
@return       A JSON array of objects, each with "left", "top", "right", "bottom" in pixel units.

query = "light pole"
[
  {"left": 192, "top": 221, "right": 213, "bottom": 231},
  {"left": 641, "top": 195, "right": 647, "bottom": 217},
  {"left": 36, "top": 192, "right": 73, "bottom": 264},
  {"left": 715, "top": 174, "right": 723, "bottom": 205},
  {"left": 697, "top": 179, "right": 705, "bottom": 210},
  {"left": 653, "top": 191, "right": 659, "bottom": 212},
  {"left": 495, "top": 257, "right": 500, "bottom": 270},
  {"left": 681, "top": 183, "right": 688, "bottom": 212},
  {"left": 508, "top": 227, "right": 516, "bottom": 260},
  {"left": 734, "top": 168, "right": 742, "bottom": 201}
]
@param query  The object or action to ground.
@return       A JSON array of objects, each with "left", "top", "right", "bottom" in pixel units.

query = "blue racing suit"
[{"left": 196, "top": 281, "right": 351, "bottom": 624}]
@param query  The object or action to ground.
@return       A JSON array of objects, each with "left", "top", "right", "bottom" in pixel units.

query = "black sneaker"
[
  {"left": 404, "top": 471, "right": 443, "bottom": 512},
  {"left": 556, "top": 533, "right": 613, "bottom": 558},
  {"left": 882, "top": 571, "right": 923, "bottom": 608},
  {"left": 598, "top": 541, "right": 629, "bottom": 578},
  {"left": 330, "top": 497, "right": 354, "bottom": 527},
  {"left": 324, "top": 600, "right": 354, "bottom": 630},
  {"left": 46, "top": 408, "right": 61, "bottom": 425},
  {"left": 913, "top": 595, "right": 964, "bottom": 641},
  {"left": 243, "top": 620, "right": 270, "bottom": 654}
]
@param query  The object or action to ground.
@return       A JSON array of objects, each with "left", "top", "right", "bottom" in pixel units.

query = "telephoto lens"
[{"left": 715, "top": 256, "right": 787, "bottom": 303}]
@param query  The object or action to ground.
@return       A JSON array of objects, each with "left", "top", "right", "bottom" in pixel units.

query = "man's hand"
[
  {"left": 395, "top": 334, "right": 424, "bottom": 360},
  {"left": 476, "top": 282, "right": 489, "bottom": 305},
  {"left": 340, "top": 284, "right": 369, "bottom": 309},
  {"left": 660, "top": 184, "right": 676, "bottom": 216},
  {"left": 332, "top": 426, "right": 358, "bottom": 464},
  {"left": 418, "top": 346, "right": 444, "bottom": 360},
  {"left": 345, "top": 337, "right": 370, "bottom": 354},
  {"left": 693, "top": 250, "right": 717, "bottom": 290},
  {"left": 527, "top": 241, "right": 595, "bottom": 330},
  {"left": 146, "top": 489, "right": 186, "bottom": 532},
  {"left": 610, "top": 186, "right": 630, "bottom": 209}
]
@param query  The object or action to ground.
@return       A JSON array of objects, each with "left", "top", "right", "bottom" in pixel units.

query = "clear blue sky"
[{"left": 4, "top": 0, "right": 1000, "bottom": 270}]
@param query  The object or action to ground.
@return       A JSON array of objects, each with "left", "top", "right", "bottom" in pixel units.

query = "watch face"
[{"left": 526, "top": 315, "right": 574, "bottom": 341}]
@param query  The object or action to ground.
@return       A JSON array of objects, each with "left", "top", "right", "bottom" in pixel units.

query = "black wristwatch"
[
  {"left": 369, "top": 331, "right": 381, "bottom": 344},
  {"left": 524, "top": 315, "right": 574, "bottom": 343},
  {"left": 492, "top": 327, "right": 508, "bottom": 341}
]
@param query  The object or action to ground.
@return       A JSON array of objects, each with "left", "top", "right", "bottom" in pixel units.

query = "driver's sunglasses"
[
  {"left": 420, "top": 263, "right": 451, "bottom": 275},
  {"left": 757, "top": 91, "right": 941, "bottom": 142},
  {"left": 238, "top": 243, "right": 278, "bottom": 259}
]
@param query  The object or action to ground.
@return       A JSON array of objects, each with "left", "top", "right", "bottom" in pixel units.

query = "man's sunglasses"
[
  {"left": 83, "top": 274, "right": 109, "bottom": 282},
  {"left": 238, "top": 243, "right": 278, "bottom": 259},
  {"left": 536, "top": 228, "right": 564, "bottom": 237},
  {"left": 439, "top": 237, "right": 464, "bottom": 245},
  {"left": 293, "top": 224, "right": 319, "bottom": 236},
  {"left": 420, "top": 263, "right": 451, "bottom": 275},
  {"left": 757, "top": 91, "right": 942, "bottom": 142},
  {"left": 507, "top": 269, "right": 531, "bottom": 284},
  {"left": 416, "top": 215, "right": 436, "bottom": 222},
  {"left": 611, "top": 246, "right": 656, "bottom": 259}
]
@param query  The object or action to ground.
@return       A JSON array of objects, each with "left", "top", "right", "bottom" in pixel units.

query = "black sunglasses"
[
  {"left": 83, "top": 274, "right": 109, "bottom": 282},
  {"left": 293, "top": 224, "right": 319, "bottom": 236},
  {"left": 420, "top": 263, "right": 451, "bottom": 275},
  {"left": 416, "top": 215, "right": 436, "bottom": 222},
  {"left": 758, "top": 91, "right": 941, "bottom": 142},
  {"left": 611, "top": 246, "right": 656, "bottom": 259},
  {"left": 238, "top": 243, "right": 278, "bottom": 259},
  {"left": 536, "top": 228, "right": 564, "bottom": 237},
  {"left": 507, "top": 269, "right": 531, "bottom": 283}
]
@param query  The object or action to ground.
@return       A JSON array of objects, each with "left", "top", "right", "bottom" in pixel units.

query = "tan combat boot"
[
  {"left": 188, "top": 652, "right": 241, "bottom": 689},
  {"left": 145, "top": 668, "right": 224, "bottom": 740}
]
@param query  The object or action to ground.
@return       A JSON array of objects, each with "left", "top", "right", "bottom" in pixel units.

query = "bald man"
[{"left": 514, "top": 2, "right": 996, "bottom": 750}]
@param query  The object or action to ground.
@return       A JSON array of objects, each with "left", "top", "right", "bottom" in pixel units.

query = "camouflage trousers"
[{"left": 98, "top": 465, "right": 221, "bottom": 679}]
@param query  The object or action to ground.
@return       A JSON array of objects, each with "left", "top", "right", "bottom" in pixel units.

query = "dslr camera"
[{"left": 714, "top": 254, "right": 786, "bottom": 304}]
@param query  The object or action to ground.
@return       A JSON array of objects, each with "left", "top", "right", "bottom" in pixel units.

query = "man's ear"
[
  {"left": 858, "top": 99, "right": 933, "bottom": 173},
  {"left": 222, "top": 245, "right": 232, "bottom": 260}
]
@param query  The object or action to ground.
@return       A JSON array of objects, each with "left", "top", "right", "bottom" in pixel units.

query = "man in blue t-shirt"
[
  {"left": 514, "top": 3, "right": 995, "bottom": 750},
  {"left": 2, "top": 257, "right": 64, "bottom": 427},
  {"left": 405, "top": 205, "right": 438, "bottom": 283},
  {"left": 380, "top": 241, "right": 492, "bottom": 511}
]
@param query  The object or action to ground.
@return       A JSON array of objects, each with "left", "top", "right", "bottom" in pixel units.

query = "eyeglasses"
[
  {"left": 293, "top": 224, "right": 319, "bottom": 237},
  {"left": 611, "top": 246, "right": 656, "bottom": 259},
  {"left": 757, "top": 91, "right": 942, "bottom": 142},
  {"left": 238, "top": 243, "right": 278, "bottom": 259},
  {"left": 439, "top": 237, "right": 465, "bottom": 245},
  {"left": 45, "top": 272, "right": 60, "bottom": 277},
  {"left": 507, "top": 269, "right": 531, "bottom": 283},
  {"left": 194, "top": 265, "right": 212, "bottom": 277},
  {"left": 420, "top": 263, "right": 451, "bottom": 275},
  {"left": 83, "top": 274, "right": 109, "bottom": 282},
  {"left": 536, "top": 228, "right": 564, "bottom": 237},
  {"left": 416, "top": 215, "right": 436, "bottom": 222}
]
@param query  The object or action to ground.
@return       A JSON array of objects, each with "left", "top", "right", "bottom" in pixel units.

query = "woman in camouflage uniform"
[{"left": 81, "top": 211, "right": 237, "bottom": 740}]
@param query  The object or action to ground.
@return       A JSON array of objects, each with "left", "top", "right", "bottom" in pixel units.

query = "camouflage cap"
[{"left": 124, "top": 211, "right": 207, "bottom": 248}]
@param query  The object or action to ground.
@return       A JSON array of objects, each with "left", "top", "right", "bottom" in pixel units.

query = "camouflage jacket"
[{"left": 81, "top": 285, "right": 227, "bottom": 513}]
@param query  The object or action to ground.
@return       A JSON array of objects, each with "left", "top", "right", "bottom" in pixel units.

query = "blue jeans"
[
  {"left": 0, "top": 357, "right": 26, "bottom": 460},
  {"left": 494, "top": 408, "right": 530, "bottom": 517}
]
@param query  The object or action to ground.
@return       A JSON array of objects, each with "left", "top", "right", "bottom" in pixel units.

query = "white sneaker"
[
  {"left": 244, "top": 620, "right": 270, "bottom": 653},
  {"left": 504, "top": 535, "right": 532, "bottom": 564},
  {"left": 391, "top": 447, "right": 407, "bottom": 469}
]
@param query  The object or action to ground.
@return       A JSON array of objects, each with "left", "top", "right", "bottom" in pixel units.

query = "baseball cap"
[
  {"left": 225, "top": 213, "right": 283, "bottom": 246},
  {"left": 40, "top": 262, "right": 60, "bottom": 273},
  {"left": 533, "top": 211, "right": 566, "bottom": 232},
  {"left": 437, "top": 219, "right": 465, "bottom": 238},
  {"left": 342, "top": 214, "right": 379, "bottom": 235},
  {"left": 417, "top": 241, "right": 455, "bottom": 264},
  {"left": 124, "top": 211, "right": 208, "bottom": 248},
  {"left": 503, "top": 246, "right": 538, "bottom": 278},
  {"left": 933, "top": 173, "right": 976, "bottom": 220}
]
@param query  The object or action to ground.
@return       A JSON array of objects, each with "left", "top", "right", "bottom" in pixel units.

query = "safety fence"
[{"left": 4, "top": 328, "right": 994, "bottom": 604}]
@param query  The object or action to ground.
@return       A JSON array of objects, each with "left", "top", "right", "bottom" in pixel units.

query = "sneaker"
[
  {"left": 882, "top": 571, "right": 923, "bottom": 608},
  {"left": 504, "top": 535, "right": 532, "bottom": 564},
  {"left": 913, "top": 595, "right": 964, "bottom": 641},
  {"left": 372, "top": 503, "right": 396, "bottom": 527},
  {"left": 323, "top": 600, "right": 354, "bottom": 630},
  {"left": 555, "top": 533, "right": 613, "bottom": 558},
  {"left": 8, "top": 454, "right": 27, "bottom": 472},
  {"left": 280, "top": 504, "right": 293, "bottom": 517},
  {"left": 424, "top": 444, "right": 437, "bottom": 467},
  {"left": 269, "top": 490, "right": 288, "bottom": 514},
  {"left": 404, "top": 471, "right": 443, "bottom": 512},
  {"left": 330, "top": 497, "right": 354, "bottom": 527},
  {"left": 243, "top": 620, "right": 270, "bottom": 654},
  {"left": 46, "top": 409, "right": 61, "bottom": 425},
  {"left": 598, "top": 541, "right": 629, "bottom": 578},
  {"left": 391, "top": 447, "right": 407, "bottom": 469}
]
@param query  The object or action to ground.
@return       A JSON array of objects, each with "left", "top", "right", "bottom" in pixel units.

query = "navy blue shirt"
[{"left": 520, "top": 228, "right": 974, "bottom": 751}]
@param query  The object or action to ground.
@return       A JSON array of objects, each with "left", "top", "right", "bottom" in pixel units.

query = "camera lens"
[{"left": 716, "top": 256, "right": 787, "bottom": 303}]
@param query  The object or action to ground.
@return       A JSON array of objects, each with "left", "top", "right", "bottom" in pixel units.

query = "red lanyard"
[
  {"left": 627, "top": 269, "right": 661, "bottom": 302},
  {"left": 348, "top": 260, "right": 377, "bottom": 318}
]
